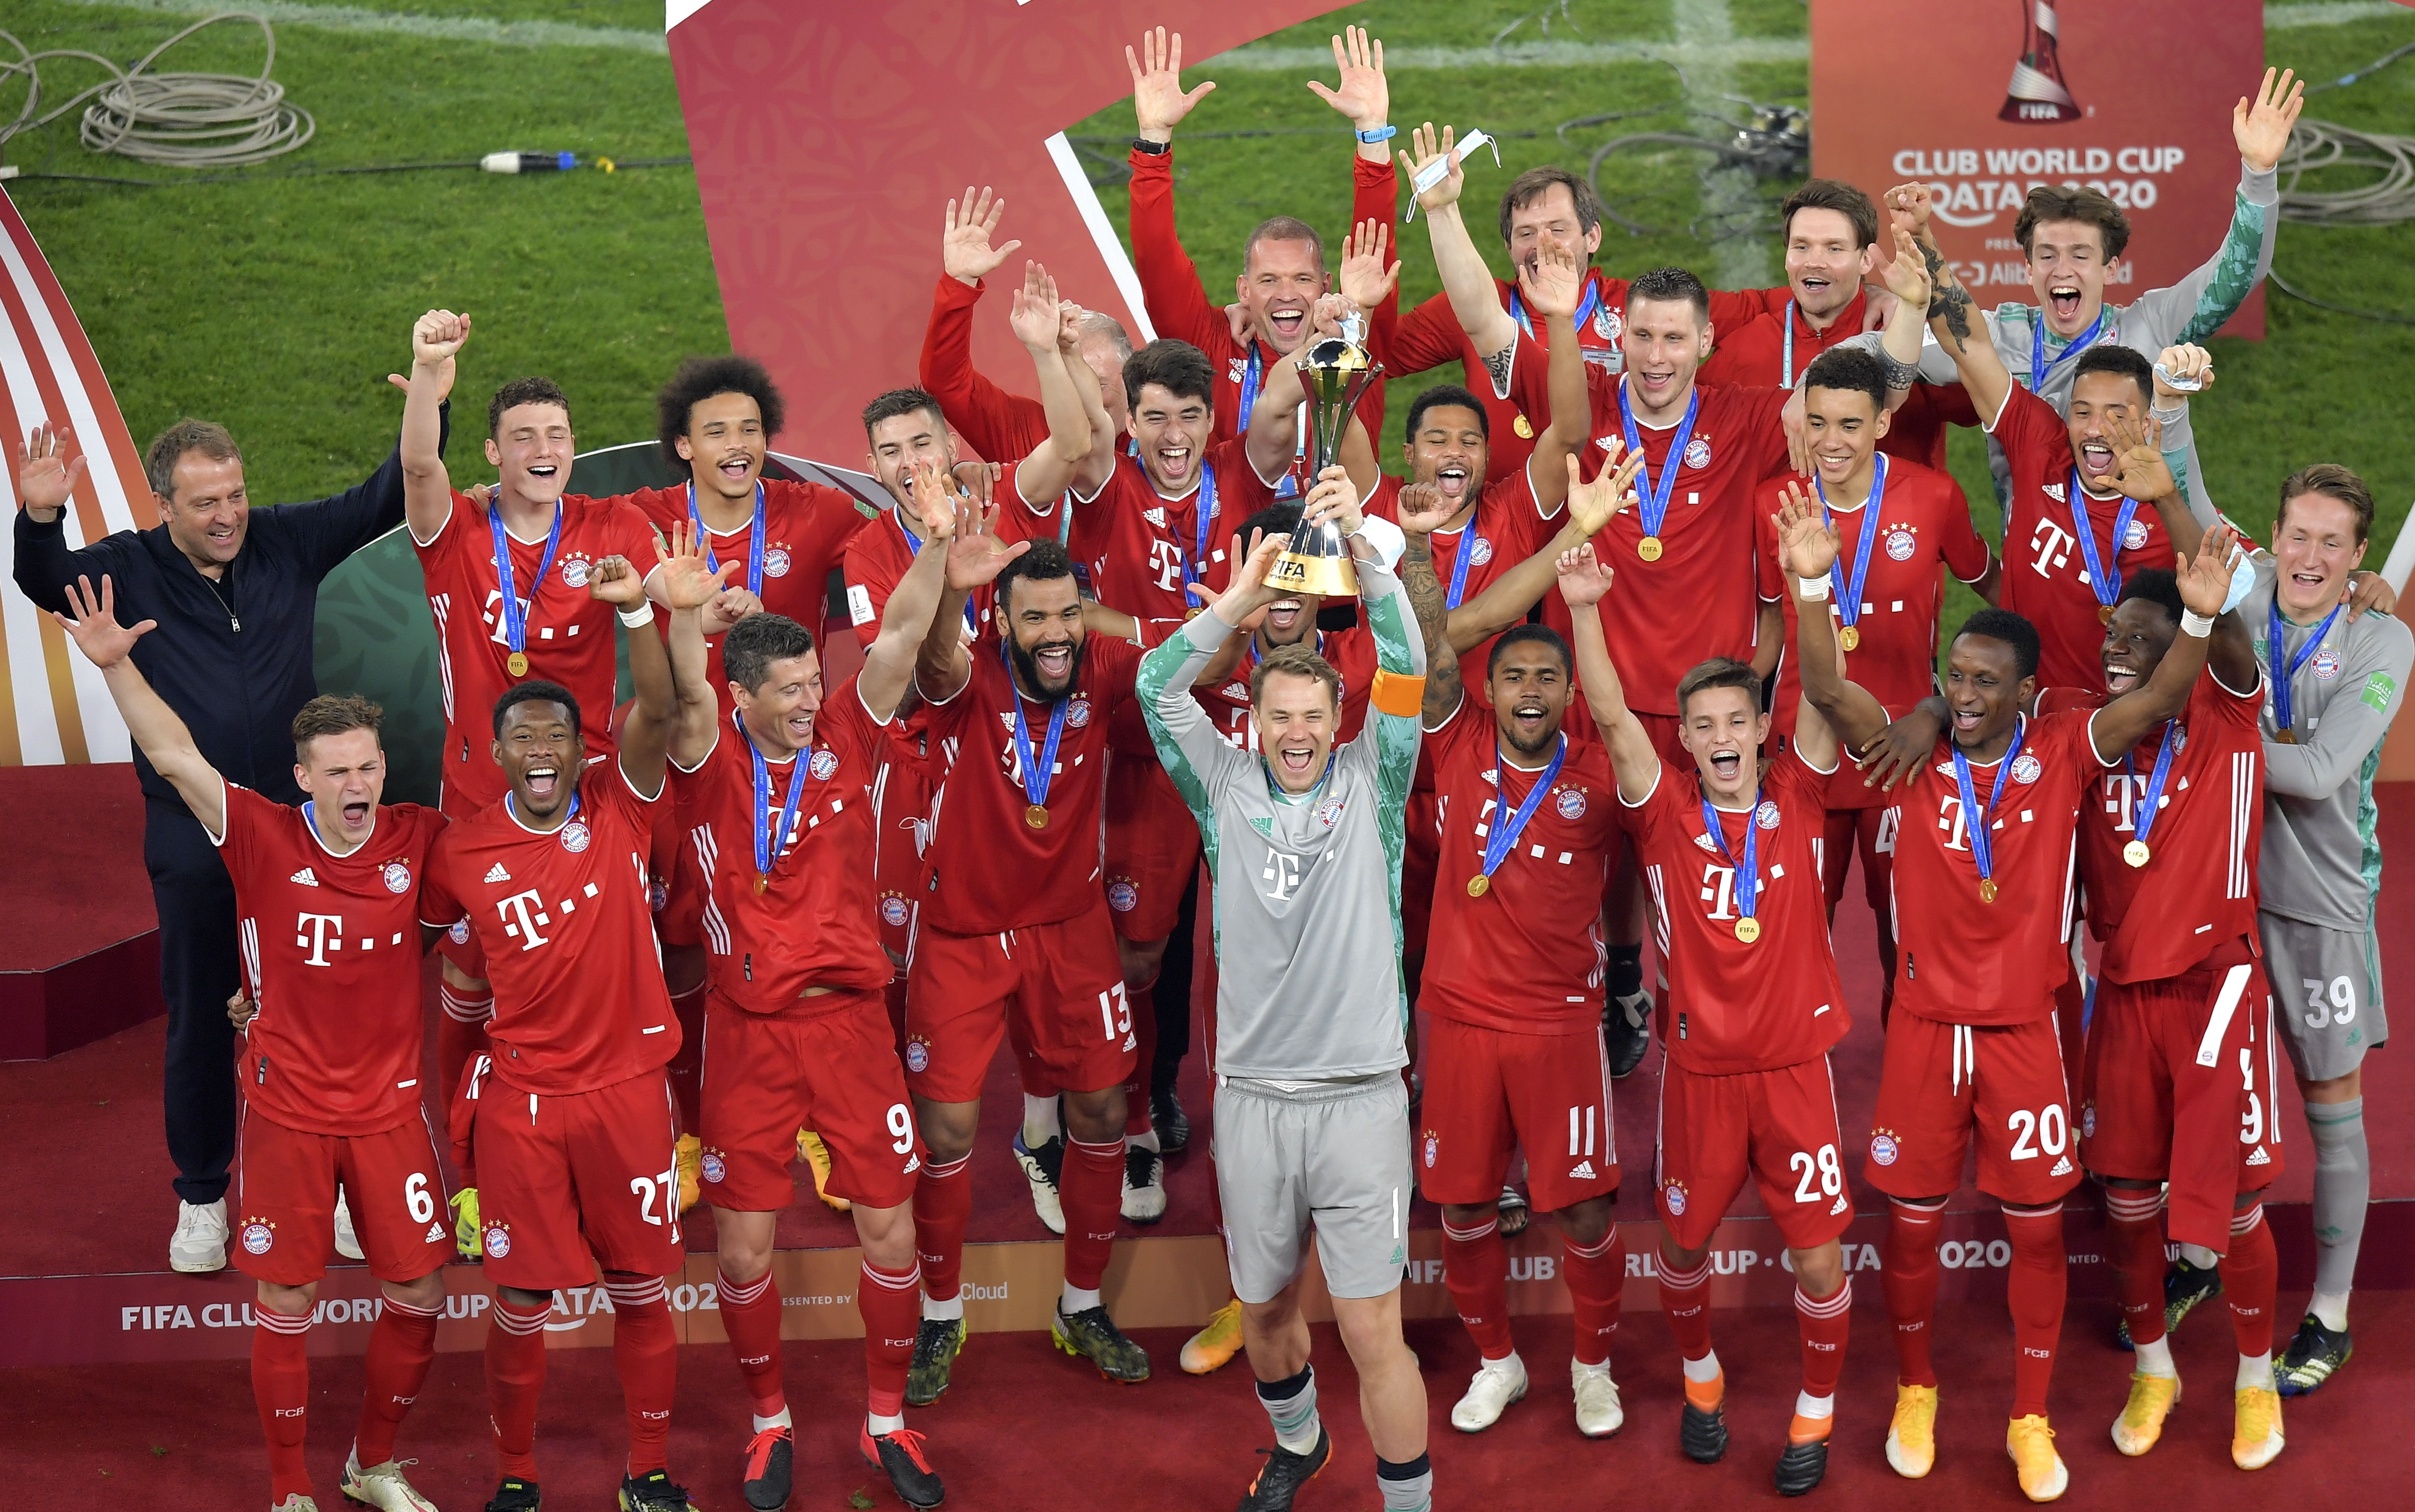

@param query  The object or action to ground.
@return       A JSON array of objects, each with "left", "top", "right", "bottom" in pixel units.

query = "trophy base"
[{"left": 1268, "top": 548, "right": 1360, "bottom": 599}]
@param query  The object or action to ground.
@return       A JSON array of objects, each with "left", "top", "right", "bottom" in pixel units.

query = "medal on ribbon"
[
  {"left": 2267, "top": 596, "right": 2344, "bottom": 745},
  {"left": 1817, "top": 454, "right": 1888, "bottom": 654},
  {"left": 2068, "top": 470, "right": 2142, "bottom": 626},
  {"left": 1619, "top": 380, "right": 1699, "bottom": 564},
  {"left": 1950, "top": 721, "right": 2025, "bottom": 903},
  {"left": 1467, "top": 734, "right": 1567, "bottom": 898},
  {"left": 2121, "top": 719, "right": 2180, "bottom": 867},
  {"left": 490, "top": 500, "right": 565, "bottom": 679},
  {"left": 1699, "top": 787, "right": 1767, "bottom": 942},
  {"left": 688, "top": 479, "right": 767, "bottom": 598},
  {"left": 1003, "top": 639, "right": 1069, "bottom": 829},
  {"left": 740, "top": 710, "right": 808, "bottom": 895}
]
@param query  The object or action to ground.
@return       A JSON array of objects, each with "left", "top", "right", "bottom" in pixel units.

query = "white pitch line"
[
  {"left": 1673, "top": 0, "right": 1772, "bottom": 289},
  {"left": 43, "top": 0, "right": 668, "bottom": 54}
]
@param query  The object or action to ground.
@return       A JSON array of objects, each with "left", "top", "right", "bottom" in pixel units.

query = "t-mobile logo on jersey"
[
  {"left": 2026, "top": 517, "right": 2075, "bottom": 578},
  {"left": 2100, "top": 772, "right": 2149, "bottom": 833},
  {"left": 1148, "top": 538, "right": 1184, "bottom": 592},
  {"left": 294, "top": 911, "right": 345, "bottom": 965},
  {"left": 496, "top": 888, "right": 553, "bottom": 950},
  {"left": 1933, "top": 794, "right": 1975, "bottom": 852},
  {"left": 1261, "top": 847, "right": 1302, "bottom": 900},
  {"left": 1698, "top": 863, "right": 1737, "bottom": 919}
]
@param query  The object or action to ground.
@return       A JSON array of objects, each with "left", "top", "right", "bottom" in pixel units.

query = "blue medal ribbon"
[
  {"left": 1236, "top": 344, "right": 1302, "bottom": 499},
  {"left": 2029, "top": 307, "right": 2106, "bottom": 389},
  {"left": 1181, "top": 467, "right": 1219, "bottom": 598},
  {"left": 1509, "top": 278, "right": 1604, "bottom": 344},
  {"left": 687, "top": 480, "right": 766, "bottom": 597},
  {"left": 1474, "top": 734, "right": 1568, "bottom": 888},
  {"left": 893, "top": 503, "right": 981, "bottom": 635},
  {"left": 1441, "top": 519, "right": 1479, "bottom": 610},
  {"left": 2123, "top": 719, "right": 2181, "bottom": 853},
  {"left": 1698, "top": 786, "right": 1766, "bottom": 926},
  {"left": 1781, "top": 299, "right": 1799, "bottom": 389},
  {"left": 1261, "top": 747, "right": 1337, "bottom": 807},
  {"left": 490, "top": 501, "right": 565, "bottom": 666},
  {"left": 1949, "top": 720, "right": 2026, "bottom": 897},
  {"left": 2267, "top": 597, "right": 2345, "bottom": 737},
  {"left": 1816, "top": 454, "right": 1889, "bottom": 637},
  {"left": 738, "top": 709, "right": 808, "bottom": 887},
  {"left": 1617, "top": 382, "right": 1702, "bottom": 546},
  {"left": 2068, "top": 470, "right": 2143, "bottom": 615},
  {"left": 1002, "top": 638, "right": 1070, "bottom": 810}
]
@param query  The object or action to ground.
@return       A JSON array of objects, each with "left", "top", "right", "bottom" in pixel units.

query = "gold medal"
[
  {"left": 1512, "top": 413, "right": 1534, "bottom": 440},
  {"left": 754, "top": 874, "right": 770, "bottom": 895},
  {"left": 1838, "top": 626, "right": 1861, "bottom": 652},
  {"left": 507, "top": 650, "right": 529, "bottom": 677},
  {"left": 2098, "top": 605, "right": 2115, "bottom": 625},
  {"left": 1638, "top": 536, "right": 1664, "bottom": 562},
  {"left": 1025, "top": 804, "right": 1049, "bottom": 830},
  {"left": 2123, "top": 839, "right": 2150, "bottom": 868},
  {"left": 1186, "top": 606, "right": 1203, "bottom": 620},
  {"left": 1979, "top": 879, "right": 1999, "bottom": 904},
  {"left": 2274, "top": 728, "right": 2297, "bottom": 744},
  {"left": 1734, "top": 916, "right": 1761, "bottom": 944},
  {"left": 1467, "top": 874, "right": 1490, "bottom": 898}
]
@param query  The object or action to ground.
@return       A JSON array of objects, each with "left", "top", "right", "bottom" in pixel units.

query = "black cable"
[
  {"left": 5, "top": 154, "right": 691, "bottom": 187},
  {"left": 2304, "top": 38, "right": 2415, "bottom": 95},
  {"left": 2268, "top": 267, "right": 2415, "bottom": 326}
]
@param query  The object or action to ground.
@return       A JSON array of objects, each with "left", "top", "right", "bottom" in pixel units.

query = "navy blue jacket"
[{"left": 13, "top": 411, "right": 446, "bottom": 813}]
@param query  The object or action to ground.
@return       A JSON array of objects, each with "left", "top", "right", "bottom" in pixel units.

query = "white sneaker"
[
  {"left": 269, "top": 1496, "right": 318, "bottom": 1512},
  {"left": 333, "top": 1192, "right": 364, "bottom": 1262},
  {"left": 340, "top": 1450, "right": 437, "bottom": 1511},
  {"left": 170, "top": 1199, "right": 228, "bottom": 1273},
  {"left": 1572, "top": 1359, "right": 1625, "bottom": 1438},
  {"left": 1450, "top": 1351, "right": 1529, "bottom": 1432},
  {"left": 1012, "top": 1131, "right": 1065, "bottom": 1236},
  {"left": 1120, "top": 1144, "right": 1167, "bottom": 1224}
]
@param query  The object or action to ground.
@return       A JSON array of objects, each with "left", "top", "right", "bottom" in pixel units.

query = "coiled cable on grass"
[{"left": 1, "top": 12, "right": 312, "bottom": 170}]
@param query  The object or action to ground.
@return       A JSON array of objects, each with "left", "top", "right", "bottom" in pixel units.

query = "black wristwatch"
[{"left": 1132, "top": 137, "right": 1171, "bottom": 156}]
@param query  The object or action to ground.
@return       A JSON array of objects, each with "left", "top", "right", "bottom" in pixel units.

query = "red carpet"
[{"left": 7, "top": 1297, "right": 2406, "bottom": 1508}]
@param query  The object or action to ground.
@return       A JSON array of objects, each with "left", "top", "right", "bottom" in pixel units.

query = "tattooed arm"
[
  {"left": 1894, "top": 192, "right": 2009, "bottom": 426},
  {"left": 1397, "top": 515, "right": 1463, "bottom": 727}
]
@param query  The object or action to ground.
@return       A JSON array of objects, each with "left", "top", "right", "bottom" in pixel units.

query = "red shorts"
[
  {"left": 2082, "top": 937, "right": 2282, "bottom": 1250},
  {"left": 231, "top": 1104, "right": 453, "bottom": 1286},
  {"left": 699, "top": 989, "right": 922, "bottom": 1212},
  {"left": 1821, "top": 805, "right": 1897, "bottom": 917},
  {"left": 1417, "top": 1015, "right": 1617, "bottom": 1211},
  {"left": 1866, "top": 1010, "right": 2081, "bottom": 1206},
  {"left": 1103, "top": 758, "right": 1200, "bottom": 942},
  {"left": 905, "top": 898, "right": 1135, "bottom": 1103},
  {"left": 1655, "top": 1056, "right": 1853, "bottom": 1251},
  {"left": 460, "top": 1064, "right": 685, "bottom": 1291}
]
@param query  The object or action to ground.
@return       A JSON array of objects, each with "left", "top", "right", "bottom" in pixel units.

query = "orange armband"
[{"left": 1369, "top": 668, "right": 1426, "bottom": 718}]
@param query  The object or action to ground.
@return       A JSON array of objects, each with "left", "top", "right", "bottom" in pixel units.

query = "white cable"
[{"left": 0, "top": 13, "right": 312, "bottom": 169}]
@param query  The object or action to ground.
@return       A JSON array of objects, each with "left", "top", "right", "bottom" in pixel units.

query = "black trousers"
[
  {"left": 144, "top": 800, "right": 239, "bottom": 1206},
  {"left": 1149, "top": 870, "right": 1199, "bottom": 1095}
]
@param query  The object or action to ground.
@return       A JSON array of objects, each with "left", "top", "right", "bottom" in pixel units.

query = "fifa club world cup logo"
[{"left": 2001, "top": 1, "right": 2082, "bottom": 123}]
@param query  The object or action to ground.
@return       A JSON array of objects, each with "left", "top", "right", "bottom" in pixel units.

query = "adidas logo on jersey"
[
  {"left": 289, "top": 867, "right": 318, "bottom": 887},
  {"left": 1144, "top": 507, "right": 1168, "bottom": 527},
  {"left": 2049, "top": 1154, "right": 2073, "bottom": 1176},
  {"left": 484, "top": 863, "right": 511, "bottom": 884},
  {"left": 424, "top": 1223, "right": 445, "bottom": 1242},
  {"left": 1569, "top": 1160, "right": 1596, "bottom": 1181},
  {"left": 2246, "top": 1146, "right": 2271, "bottom": 1166},
  {"left": 1222, "top": 682, "right": 1250, "bottom": 700},
  {"left": 1830, "top": 1193, "right": 1849, "bottom": 1216}
]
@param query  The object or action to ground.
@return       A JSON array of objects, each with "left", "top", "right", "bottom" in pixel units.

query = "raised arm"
[
  {"left": 1400, "top": 124, "right": 1518, "bottom": 383},
  {"left": 2155, "top": 68, "right": 2297, "bottom": 345},
  {"left": 1123, "top": 28, "right": 1227, "bottom": 351},
  {"left": 591, "top": 544, "right": 677, "bottom": 799},
  {"left": 1393, "top": 497, "right": 1461, "bottom": 726},
  {"left": 1057, "top": 302, "right": 1120, "bottom": 496},
  {"left": 869, "top": 462, "right": 968, "bottom": 720},
  {"left": 1774, "top": 481, "right": 1895, "bottom": 752},
  {"left": 1446, "top": 445, "right": 1640, "bottom": 652},
  {"left": 2089, "top": 524, "right": 2236, "bottom": 759},
  {"left": 913, "top": 492, "right": 1031, "bottom": 703},
  {"left": 1555, "top": 544, "right": 1662, "bottom": 803},
  {"left": 921, "top": 188, "right": 1040, "bottom": 463},
  {"left": 402, "top": 309, "right": 465, "bottom": 544},
  {"left": 54, "top": 575, "right": 224, "bottom": 835},
  {"left": 654, "top": 522, "right": 741, "bottom": 771},
  {"left": 11, "top": 424, "right": 124, "bottom": 616},
  {"left": 1005, "top": 264, "right": 1097, "bottom": 505},
  {"left": 1518, "top": 241, "right": 1594, "bottom": 512}
]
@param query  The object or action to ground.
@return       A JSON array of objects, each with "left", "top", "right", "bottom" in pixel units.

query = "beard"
[{"left": 1008, "top": 632, "right": 1089, "bottom": 702}]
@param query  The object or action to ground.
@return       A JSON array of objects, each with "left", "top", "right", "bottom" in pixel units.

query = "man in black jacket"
[{"left": 12, "top": 392, "right": 449, "bottom": 1272}]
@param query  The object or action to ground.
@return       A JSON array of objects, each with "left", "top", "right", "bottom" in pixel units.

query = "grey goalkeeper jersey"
[
  {"left": 1138, "top": 556, "right": 1425, "bottom": 1082},
  {"left": 2245, "top": 558, "right": 2414, "bottom": 932}
]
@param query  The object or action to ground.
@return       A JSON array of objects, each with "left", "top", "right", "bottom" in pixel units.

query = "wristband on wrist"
[
  {"left": 1131, "top": 136, "right": 1171, "bottom": 156},
  {"left": 618, "top": 602, "right": 656, "bottom": 629},
  {"left": 2179, "top": 608, "right": 2214, "bottom": 638},
  {"left": 1354, "top": 125, "right": 1397, "bottom": 143},
  {"left": 1797, "top": 576, "right": 1833, "bottom": 601}
]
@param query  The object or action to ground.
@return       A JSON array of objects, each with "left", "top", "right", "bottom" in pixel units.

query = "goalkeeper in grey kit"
[{"left": 1138, "top": 465, "right": 1436, "bottom": 1512}]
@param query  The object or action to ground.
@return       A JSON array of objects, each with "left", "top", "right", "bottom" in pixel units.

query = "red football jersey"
[
  {"left": 419, "top": 761, "right": 677, "bottom": 1095},
  {"left": 674, "top": 680, "right": 895, "bottom": 1008},
  {"left": 1619, "top": 747, "right": 1849, "bottom": 1073},
  {"left": 413, "top": 492, "right": 659, "bottom": 816},
  {"left": 918, "top": 632, "right": 1142, "bottom": 933},
  {"left": 1756, "top": 455, "right": 1992, "bottom": 806},
  {"left": 1071, "top": 445, "right": 1279, "bottom": 636},
  {"left": 1987, "top": 384, "right": 2177, "bottom": 695},
  {"left": 1886, "top": 710, "right": 2109, "bottom": 1025},
  {"left": 840, "top": 479, "right": 1063, "bottom": 651},
  {"left": 1698, "top": 297, "right": 1977, "bottom": 470},
  {"left": 1505, "top": 345, "right": 1792, "bottom": 715},
  {"left": 1363, "top": 464, "right": 1564, "bottom": 704},
  {"left": 621, "top": 479, "right": 869, "bottom": 710},
  {"left": 1192, "top": 626, "right": 1377, "bottom": 752},
  {"left": 1418, "top": 700, "right": 1618, "bottom": 1034},
  {"left": 920, "top": 274, "right": 1049, "bottom": 465},
  {"left": 2045, "top": 673, "right": 2266, "bottom": 983},
  {"left": 218, "top": 785, "right": 446, "bottom": 1136}
]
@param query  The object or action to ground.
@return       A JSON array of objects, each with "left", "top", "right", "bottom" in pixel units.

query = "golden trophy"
[{"left": 1269, "top": 319, "right": 1382, "bottom": 599}]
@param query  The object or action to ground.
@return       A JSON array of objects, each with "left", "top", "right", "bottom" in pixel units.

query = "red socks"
[
  {"left": 1563, "top": 1227, "right": 1626, "bottom": 1368},
  {"left": 718, "top": 1267, "right": 787, "bottom": 1418},
  {"left": 355, "top": 1291, "right": 440, "bottom": 1468},
  {"left": 2001, "top": 1204, "right": 2066, "bottom": 1418},
  {"left": 665, "top": 985, "right": 707, "bottom": 1133},
  {"left": 485, "top": 1296, "right": 551, "bottom": 1481},
  {"left": 606, "top": 1277, "right": 677, "bottom": 1477},
  {"left": 253, "top": 1305, "right": 312, "bottom": 1502},
  {"left": 2103, "top": 1187, "right": 2171, "bottom": 1349},
  {"left": 913, "top": 1154, "right": 973, "bottom": 1304},
  {"left": 1060, "top": 1136, "right": 1125, "bottom": 1290},
  {"left": 1881, "top": 1197, "right": 1946, "bottom": 1386},
  {"left": 1657, "top": 1251, "right": 1716, "bottom": 1364},
  {"left": 1796, "top": 1279, "right": 1852, "bottom": 1400},
  {"left": 2224, "top": 1202, "right": 2280, "bottom": 1361},
  {"left": 860, "top": 1259, "right": 922, "bottom": 1419},
  {"left": 436, "top": 983, "right": 493, "bottom": 1116},
  {"left": 1441, "top": 1215, "right": 1514, "bottom": 1360}
]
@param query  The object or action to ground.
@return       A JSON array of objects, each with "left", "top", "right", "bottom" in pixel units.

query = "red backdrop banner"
[
  {"left": 668, "top": 1, "right": 1333, "bottom": 466},
  {"left": 1809, "top": 0, "right": 2268, "bottom": 337}
]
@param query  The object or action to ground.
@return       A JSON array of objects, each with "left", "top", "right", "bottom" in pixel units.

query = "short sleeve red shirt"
[
  {"left": 621, "top": 480, "right": 870, "bottom": 710},
  {"left": 1070, "top": 445, "right": 1276, "bottom": 638},
  {"left": 1617, "top": 747, "right": 1850, "bottom": 1073},
  {"left": 917, "top": 633, "right": 1142, "bottom": 934},
  {"left": 418, "top": 761, "right": 677, "bottom": 1094},
  {"left": 841, "top": 481, "right": 1061, "bottom": 649},
  {"left": 1192, "top": 626, "right": 1377, "bottom": 752},
  {"left": 1417, "top": 700, "right": 1620, "bottom": 1034},
  {"left": 1885, "top": 710, "right": 2107, "bottom": 1025},
  {"left": 1363, "top": 464, "right": 1564, "bottom": 704},
  {"left": 672, "top": 679, "right": 895, "bottom": 1009},
  {"left": 1988, "top": 384, "right": 2177, "bottom": 695},
  {"left": 217, "top": 786, "right": 447, "bottom": 1136},
  {"left": 412, "top": 493, "right": 659, "bottom": 815},
  {"left": 2049, "top": 673, "right": 2267, "bottom": 983}
]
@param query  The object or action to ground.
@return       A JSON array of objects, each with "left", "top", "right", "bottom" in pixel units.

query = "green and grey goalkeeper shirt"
[
  {"left": 1138, "top": 554, "right": 1425, "bottom": 1081},
  {"left": 2246, "top": 557, "right": 2414, "bottom": 932}
]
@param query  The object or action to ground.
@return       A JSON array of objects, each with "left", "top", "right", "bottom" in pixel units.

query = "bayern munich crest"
[
  {"left": 560, "top": 557, "right": 591, "bottom": 588},
  {"left": 1755, "top": 800, "right": 1781, "bottom": 830},
  {"left": 650, "top": 879, "right": 669, "bottom": 911},
  {"left": 1885, "top": 528, "right": 1917, "bottom": 562},
  {"left": 2082, "top": 1104, "right": 2097, "bottom": 1139},
  {"left": 1423, "top": 1133, "right": 1439, "bottom": 1169},
  {"left": 2010, "top": 752, "right": 2043, "bottom": 785},
  {"left": 1556, "top": 789, "right": 1587, "bottom": 820},
  {"left": 2313, "top": 649, "right": 2342, "bottom": 680},
  {"left": 2170, "top": 723, "right": 2188, "bottom": 752},
  {"left": 763, "top": 547, "right": 792, "bottom": 578},
  {"left": 880, "top": 895, "right": 910, "bottom": 928},
  {"left": 1107, "top": 879, "right": 1139, "bottom": 912},
  {"left": 809, "top": 748, "right": 839, "bottom": 781},
  {"left": 1870, "top": 1132, "right": 1901, "bottom": 1166},
  {"left": 1316, "top": 797, "right": 1345, "bottom": 828},
  {"left": 2122, "top": 518, "right": 2150, "bottom": 551},
  {"left": 1592, "top": 306, "right": 1620, "bottom": 341},
  {"left": 240, "top": 1221, "right": 274, "bottom": 1255},
  {"left": 560, "top": 820, "right": 591, "bottom": 853},
  {"left": 906, "top": 1040, "right": 930, "bottom": 1073},
  {"left": 1682, "top": 436, "right": 1712, "bottom": 470},
  {"left": 1468, "top": 536, "right": 1494, "bottom": 566},
  {"left": 449, "top": 919, "right": 471, "bottom": 945},
  {"left": 381, "top": 861, "right": 412, "bottom": 894},
  {"left": 700, "top": 1152, "right": 727, "bottom": 1184},
  {"left": 1066, "top": 698, "right": 1091, "bottom": 728},
  {"left": 484, "top": 1225, "right": 511, "bottom": 1258},
  {"left": 1662, "top": 1183, "right": 1687, "bottom": 1216}
]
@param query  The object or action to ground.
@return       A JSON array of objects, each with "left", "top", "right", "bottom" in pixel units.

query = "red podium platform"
[{"left": 0, "top": 764, "right": 160, "bottom": 1062}]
